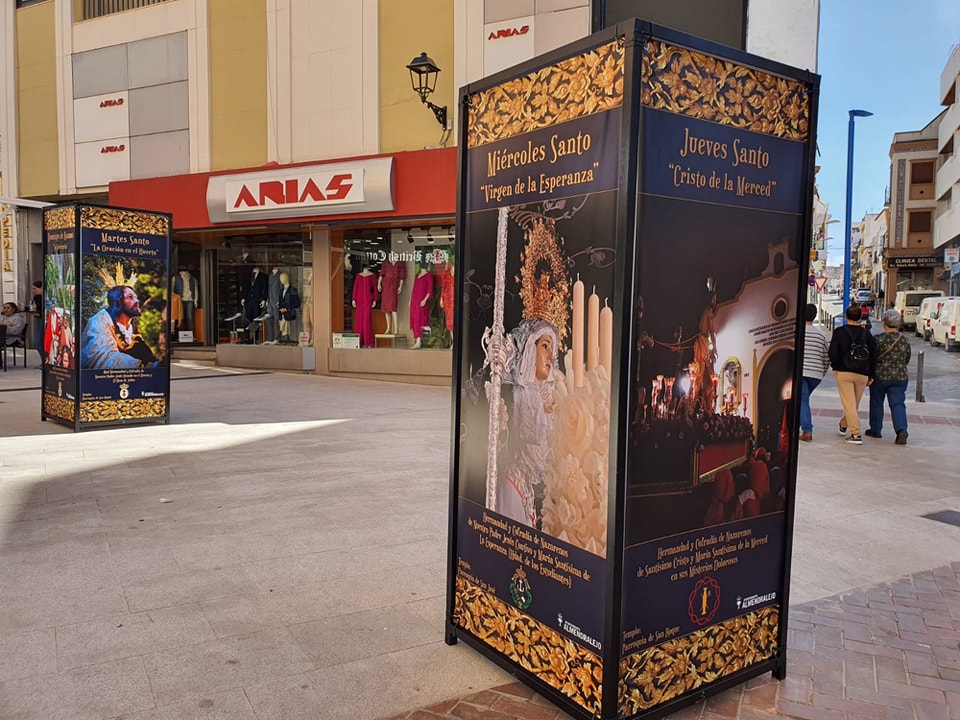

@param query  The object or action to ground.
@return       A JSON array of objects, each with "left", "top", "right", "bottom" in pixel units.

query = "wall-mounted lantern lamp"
[{"left": 406, "top": 52, "right": 448, "bottom": 129}]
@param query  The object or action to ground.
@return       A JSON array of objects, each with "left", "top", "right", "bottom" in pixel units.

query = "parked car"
[
  {"left": 894, "top": 289, "right": 944, "bottom": 331},
  {"left": 916, "top": 296, "right": 951, "bottom": 340},
  {"left": 854, "top": 288, "right": 873, "bottom": 305},
  {"left": 929, "top": 297, "right": 960, "bottom": 351}
]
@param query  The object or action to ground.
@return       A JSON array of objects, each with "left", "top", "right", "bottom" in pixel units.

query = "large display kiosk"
[{"left": 446, "top": 20, "right": 818, "bottom": 720}]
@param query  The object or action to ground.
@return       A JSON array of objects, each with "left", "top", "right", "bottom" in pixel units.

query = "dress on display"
[
  {"left": 439, "top": 265, "right": 455, "bottom": 332},
  {"left": 352, "top": 272, "right": 378, "bottom": 347},
  {"left": 378, "top": 260, "right": 407, "bottom": 313},
  {"left": 409, "top": 271, "right": 434, "bottom": 339}
]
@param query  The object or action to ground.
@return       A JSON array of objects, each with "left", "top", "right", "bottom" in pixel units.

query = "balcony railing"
[{"left": 81, "top": 0, "right": 173, "bottom": 21}]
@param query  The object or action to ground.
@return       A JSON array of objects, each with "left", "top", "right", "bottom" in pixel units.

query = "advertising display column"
[
  {"left": 42, "top": 204, "right": 172, "bottom": 430},
  {"left": 447, "top": 21, "right": 818, "bottom": 720}
]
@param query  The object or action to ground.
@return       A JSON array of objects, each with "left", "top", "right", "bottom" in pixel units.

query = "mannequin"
[
  {"left": 351, "top": 264, "right": 378, "bottom": 347},
  {"left": 172, "top": 268, "right": 198, "bottom": 335},
  {"left": 242, "top": 266, "right": 267, "bottom": 343},
  {"left": 409, "top": 263, "right": 433, "bottom": 349},
  {"left": 301, "top": 267, "right": 313, "bottom": 343},
  {"left": 265, "top": 266, "right": 281, "bottom": 343},
  {"left": 378, "top": 257, "right": 406, "bottom": 334},
  {"left": 277, "top": 272, "right": 301, "bottom": 343}
]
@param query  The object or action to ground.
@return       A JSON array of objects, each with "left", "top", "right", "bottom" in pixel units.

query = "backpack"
[{"left": 845, "top": 327, "right": 870, "bottom": 372}]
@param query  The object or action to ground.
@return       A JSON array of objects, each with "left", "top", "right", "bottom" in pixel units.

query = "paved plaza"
[{"left": 1, "top": 342, "right": 959, "bottom": 720}]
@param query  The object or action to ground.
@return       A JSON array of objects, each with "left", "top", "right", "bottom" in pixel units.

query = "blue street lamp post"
[{"left": 843, "top": 109, "right": 873, "bottom": 313}]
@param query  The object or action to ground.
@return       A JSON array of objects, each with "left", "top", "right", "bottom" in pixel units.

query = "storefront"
[
  {"left": 885, "top": 253, "right": 945, "bottom": 298},
  {"left": 109, "top": 147, "right": 456, "bottom": 384}
]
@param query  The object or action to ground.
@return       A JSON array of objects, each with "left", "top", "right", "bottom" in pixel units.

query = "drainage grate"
[{"left": 922, "top": 510, "right": 960, "bottom": 528}]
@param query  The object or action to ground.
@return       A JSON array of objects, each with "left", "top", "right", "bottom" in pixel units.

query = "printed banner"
[
  {"left": 42, "top": 207, "right": 80, "bottom": 423},
  {"left": 618, "top": 39, "right": 812, "bottom": 715},
  {"left": 77, "top": 206, "right": 171, "bottom": 425},
  {"left": 452, "top": 38, "right": 625, "bottom": 717}
]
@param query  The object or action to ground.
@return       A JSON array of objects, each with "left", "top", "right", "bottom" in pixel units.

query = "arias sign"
[
  {"left": 225, "top": 171, "right": 363, "bottom": 212},
  {"left": 207, "top": 157, "right": 394, "bottom": 222},
  {"left": 488, "top": 25, "right": 529, "bottom": 40},
  {"left": 483, "top": 15, "right": 534, "bottom": 77}
]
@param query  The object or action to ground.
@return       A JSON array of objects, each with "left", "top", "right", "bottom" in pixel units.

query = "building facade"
[
  {"left": 936, "top": 43, "right": 960, "bottom": 295},
  {"left": 854, "top": 210, "right": 886, "bottom": 298},
  {"left": 0, "top": 0, "right": 819, "bottom": 381},
  {"left": 886, "top": 113, "right": 946, "bottom": 300}
]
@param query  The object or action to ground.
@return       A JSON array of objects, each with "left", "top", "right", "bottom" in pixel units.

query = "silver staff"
[{"left": 483, "top": 206, "right": 512, "bottom": 511}]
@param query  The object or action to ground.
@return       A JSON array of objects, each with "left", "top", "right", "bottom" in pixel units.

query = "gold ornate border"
[
  {"left": 80, "top": 206, "right": 169, "bottom": 236},
  {"left": 642, "top": 40, "right": 810, "bottom": 141},
  {"left": 453, "top": 576, "right": 602, "bottom": 715},
  {"left": 80, "top": 398, "right": 166, "bottom": 423},
  {"left": 43, "top": 394, "right": 76, "bottom": 422},
  {"left": 43, "top": 207, "right": 76, "bottom": 231},
  {"left": 618, "top": 605, "right": 779, "bottom": 714},
  {"left": 467, "top": 40, "right": 624, "bottom": 149}
]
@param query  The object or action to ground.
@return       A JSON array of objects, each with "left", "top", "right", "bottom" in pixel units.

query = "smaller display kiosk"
[{"left": 41, "top": 203, "right": 172, "bottom": 430}]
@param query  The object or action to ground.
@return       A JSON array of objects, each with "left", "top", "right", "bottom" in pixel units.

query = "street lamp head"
[
  {"left": 406, "top": 51, "right": 448, "bottom": 129},
  {"left": 849, "top": 109, "right": 873, "bottom": 118},
  {"left": 406, "top": 52, "right": 441, "bottom": 104}
]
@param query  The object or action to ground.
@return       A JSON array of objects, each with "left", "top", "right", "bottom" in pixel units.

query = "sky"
[{"left": 816, "top": 0, "right": 960, "bottom": 262}]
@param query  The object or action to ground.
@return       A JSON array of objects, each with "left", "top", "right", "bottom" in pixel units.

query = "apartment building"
[
  {"left": 0, "top": 0, "right": 819, "bottom": 380},
  {"left": 886, "top": 112, "right": 946, "bottom": 299},
  {"left": 936, "top": 42, "right": 960, "bottom": 295},
  {"left": 854, "top": 210, "right": 886, "bottom": 297}
]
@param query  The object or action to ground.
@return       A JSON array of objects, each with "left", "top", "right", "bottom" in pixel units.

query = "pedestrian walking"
[
  {"left": 31, "top": 280, "right": 43, "bottom": 363},
  {"left": 799, "top": 303, "right": 830, "bottom": 441},
  {"left": 865, "top": 309, "right": 911, "bottom": 445},
  {"left": 828, "top": 305, "right": 877, "bottom": 445}
]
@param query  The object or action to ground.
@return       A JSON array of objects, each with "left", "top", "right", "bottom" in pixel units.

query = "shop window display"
[
  {"left": 217, "top": 237, "right": 310, "bottom": 346},
  {"left": 339, "top": 227, "right": 455, "bottom": 349}
]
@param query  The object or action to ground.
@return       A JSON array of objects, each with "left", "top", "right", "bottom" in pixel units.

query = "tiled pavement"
[{"left": 386, "top": 563, "right": 960, "bottom": 720}]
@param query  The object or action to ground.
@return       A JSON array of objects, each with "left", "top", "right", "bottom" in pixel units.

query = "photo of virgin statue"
[{"left": 498, "top": 318, "right": 560, "bottom": 527}]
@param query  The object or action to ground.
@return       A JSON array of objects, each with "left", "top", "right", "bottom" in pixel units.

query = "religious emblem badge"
[
  {"left": 687, "top": 576, "right": 721, "bottom": 626},
  {"left": 57, "top": 381, "right": 63, "bottom": 397},
  {"left": 509, "top": 567, "right": 533, "bottom": 610},
  {"left": 119, "top": 383, "right": 130, "bottom": 400}
]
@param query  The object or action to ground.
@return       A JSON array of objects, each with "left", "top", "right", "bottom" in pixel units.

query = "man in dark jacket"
[{"left": 828, "top": 305, "right": 878, "bottom": 445}]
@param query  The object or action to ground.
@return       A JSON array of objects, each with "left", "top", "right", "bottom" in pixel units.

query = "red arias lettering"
[
  {"left": 488, "top": 25, "right": 530, "bottom": 40},
  {"left": 233, "top": 173, "right": 355, "bottom": 209}
]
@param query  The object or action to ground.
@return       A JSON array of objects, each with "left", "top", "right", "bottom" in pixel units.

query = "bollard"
[{"left": 916, "top": 351, "right": 925, "bottom": 403}]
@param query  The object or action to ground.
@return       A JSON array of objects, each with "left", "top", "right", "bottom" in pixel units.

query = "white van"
[
  {"left": 916, "top": 296, "right": 946, "bottom": 339},
  {"left": 895, "top": 290, "right": 944, "bottom": 330},
  {"left": 930, "top": 297, "right": 960, "bottom": 350}
]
